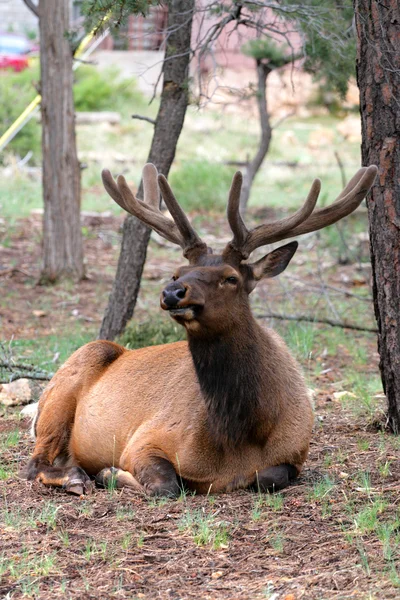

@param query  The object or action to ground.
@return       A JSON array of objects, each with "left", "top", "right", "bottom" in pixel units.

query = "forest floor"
[{"left": 1, "top": 205, "right": 400, "bottom": 600}]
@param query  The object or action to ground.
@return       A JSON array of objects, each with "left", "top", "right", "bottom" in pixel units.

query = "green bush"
[
  {"left": 0, "top": 67, "right": 41, "bottom": 162},
  {"left": 119, "top": 316, "right": 186, "bottom": 349},
  {"left": 73, "top": 66, "right": 144, "bottom": 112},
  {"left": 0, "top": 65, "right": 145, "bottom": 163},
  {"left": 169, "top": 160, "right": 234, "bottom": 212}
]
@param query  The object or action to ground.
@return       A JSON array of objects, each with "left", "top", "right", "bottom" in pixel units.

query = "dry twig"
[{"left": 255, "top": 311, "right": 378, "bottom": 333}]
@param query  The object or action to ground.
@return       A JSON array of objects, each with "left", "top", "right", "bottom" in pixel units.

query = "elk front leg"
[
  {"left": 27, "top": 457, "right": 92, "bottom": 495},
  {"left": 135, "top": 456, "right": 181, "bottom": 497},
  {"left": 96, "top": 457, "right": 180, "bottom": 497}
]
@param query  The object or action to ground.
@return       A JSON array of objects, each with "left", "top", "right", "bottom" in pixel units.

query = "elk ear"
[{"left": 250, "top": 241, "right": 298, "bottom": 282}]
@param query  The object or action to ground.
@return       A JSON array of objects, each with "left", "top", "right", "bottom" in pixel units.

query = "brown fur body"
[{"left": 32, "top": 324, "right": 312, "bottom": 494}]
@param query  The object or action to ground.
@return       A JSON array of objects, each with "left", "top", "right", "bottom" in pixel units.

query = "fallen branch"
[
  {"left": 131, "top": 114, "right": 156, "bottom": 125},
  {"left": 0, "top": 360, "right": 53, "bottom": 383},
  {"left": 283, "top": 274, "right": 373, "bottom": 302},
  {"left": 0, "top": 267, "right": 32, "bottom": 278},
  {"left": 0, "top": 373, "right": 51, "bottom": 384},
  {"left": 255, "top": 312, "right": 378, "bottom": 333},
  {"left": 0, "top": 360, "right": 50, "bottom": 373},
  {"left": 224, "top": 159, "right": 298, "bottom": 168}
]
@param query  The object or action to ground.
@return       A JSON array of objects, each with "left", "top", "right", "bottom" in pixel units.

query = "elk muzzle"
[{"left": 160, "top": 281, "right": 203, "bottom": 321}]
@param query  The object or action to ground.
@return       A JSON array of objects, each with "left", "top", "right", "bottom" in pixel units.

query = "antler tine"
[
  {"left": 158, "top": 174, "right": 207, "bottom": 257},
  {"left": 142, "top": 163, "right": 160, "bottom": 210},
  {"left": 102, "top": 169, "right": 133, "bottom": 214},
  {"left": 250, "top": 165, "right": 378, "bottom": 248},
  {"left": 117, "top": 174, "right": 185, "bottom": 246},
  {"left": 332, "top": 166, "right": 367, "bottom": 203},
  {"left": 242, "top": 178, "right": 321, "bottom": 257},
  {"left": 226, "top": 171, "right": 249, "bottom": 251},
  {"left": 102, "top": 168, "right": 184, "bottom": 247}
]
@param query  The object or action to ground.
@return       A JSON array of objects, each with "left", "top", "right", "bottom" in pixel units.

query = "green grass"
[
  {"left": 0, "top": 164, "right": 128, "bottom": 221},
  {"left": 6, "top": 331, "right": 93, "bottom": 372},
  {"left": 284, "top": 322, "right": 316, "bottom": 361},
  {"left": 308, "top": 475, "right": 335, "bottom": 502},
  {"left": 0, "top": 466, "right": 16, "bottom": 480},
  {"left": 169, "top": 159, "right": 235, "bottom": 212},
  {"left": 1, "top": 506, "right": 38, "bottom": 530},
  {"left": 339, "top": 373, "right": 383, "bottom": 419},
  {"left": 115, "top": 505, "right": 136, "bottom": 522},
  {"left": 0, "top": 500, "right": 61, "bottom": 532},
  {"left": 357, "top": 438, "right": 370, "bottom": 451},
  {"left": 58, "top": 529, "right": 70, "bottom": 548},
  {"left": 354, "top": 498, "right": 387, "bottom": 534},
  {"left": 251, "top": 492, "right": 284, "bottom": 522},
  {"left": 378, "top": 460, "right": 392, "bottom": 478},
  {"left": 77, "top": 502, "right": 94, "bottom": 518},
  {"left": 178, "top": 508, "right": 230, "bottom": 549},
  {"left": 340, "top": 491, "right": 400, "bottom": 582},
  {"left": 37, "top": 502, "right": 60, "bottom": 530},
  {"left": 0, "top": 430, "right": 20, "bottom": 449},
  {"left": 0, "top": 174, "right": 42, "bottom": 221},
  {"left": 121, "top": 533, "right": 133, "bottom": 550},
  {"left": 120, "top": 315, "right": 185, "bottom": 350},
  {"left": 268, "top": 528, "right": 285, "bottom": 554}
]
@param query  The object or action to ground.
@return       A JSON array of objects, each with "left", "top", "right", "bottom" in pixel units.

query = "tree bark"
[
  {"left": 99, "top": 0, "right": 194, "bottom": 340},
  {"left": 354, "top": 0, "right": 400, "bottom": 431},
  {"left": 38, "top": 0, "right": 84, "bottom": 282},
  {"left": 239, "top": 60, "right": 272, "bottom": 214}
]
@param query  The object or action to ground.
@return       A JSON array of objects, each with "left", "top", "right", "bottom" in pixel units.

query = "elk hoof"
[
  {"left": 95, "top": 466, "right": 119, "bottom": 489},
  {"left": 145, "top": 478, "right": 180, "bottom": 498},
  {"left": 63, "top": 467, "right": 93, "bottom": 496}
]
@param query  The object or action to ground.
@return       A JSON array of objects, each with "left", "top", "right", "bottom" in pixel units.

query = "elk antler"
[
  {"left": 102, "top": 164, "right": 207, "bottom": 261},
  {"left": 223, "top": 165, "right": 378, "bottom": 260}
]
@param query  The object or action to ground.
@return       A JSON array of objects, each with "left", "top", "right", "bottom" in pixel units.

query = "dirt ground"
[{"left": 1, "top": 214, "right": 400, "bottom": 600}]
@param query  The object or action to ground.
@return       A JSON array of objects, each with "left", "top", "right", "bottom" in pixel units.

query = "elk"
[{"left": 27, "top": 163, "right": 377, "bottom": 497}]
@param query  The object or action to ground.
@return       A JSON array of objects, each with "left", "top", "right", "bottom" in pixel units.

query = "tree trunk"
[
  {"left": 354, "top": 0, "right": 400, "bottom": 431},
  {"left": 99, "top": 0, "right": 194, "bottom": 340},
  {"left": 239, "top": 60, "right": 272, "bottom": 215},
  {"left": 38, "top": 0, "right": 84, "bottom": 282}
]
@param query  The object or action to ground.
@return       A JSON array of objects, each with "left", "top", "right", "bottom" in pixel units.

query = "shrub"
[
  {"left": 0, "top": 65, "right": 145, "bottom": 163},
  {"left": 169, "top": 160, "right": 234, "bottom": 212},
  {"left": 0, "top": 67, "right": 41, "bottom": 162},
  {"left": 73, "top": 66, "right": 144, "bottom": 113},
  {"left": 119, "top": 316, "right": 186, "bottom": 349}
]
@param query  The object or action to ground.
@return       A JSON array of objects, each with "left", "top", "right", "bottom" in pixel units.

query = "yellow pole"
[
  {"left": 0, "top": 96, "right": 41, "bottom": 152},
  {"left": 0, "top": 14, "right": 110, "bottom": 153}
]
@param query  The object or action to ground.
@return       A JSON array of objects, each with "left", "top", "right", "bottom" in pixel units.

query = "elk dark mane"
[{"left": 188, "top": 318, "right": 274, "bottom": 447}]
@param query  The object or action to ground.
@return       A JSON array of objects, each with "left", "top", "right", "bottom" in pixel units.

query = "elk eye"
[{"left": 225, "top": 276, "right": 238, "bottom": 284}]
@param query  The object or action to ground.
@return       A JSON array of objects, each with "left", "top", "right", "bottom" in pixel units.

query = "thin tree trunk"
[
  {"left": 239, "top": 60, "right": 272, "bottom": 214},
  {"left": 354, "top": 0, "right": 400, "bottom": 431},
  {"left": 99, "top": 0, "right": 194, "bottom": 340},
  {"left": 38, "top": 0, "right": 84, "bottom": 282}
]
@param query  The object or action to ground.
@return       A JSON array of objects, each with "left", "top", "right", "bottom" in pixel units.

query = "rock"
[
  {"left": 0, "top": 378, "right": 32, "bottom": 406},
  {"left": 21, "top": 402, "right": 39, "bottom": 418}
]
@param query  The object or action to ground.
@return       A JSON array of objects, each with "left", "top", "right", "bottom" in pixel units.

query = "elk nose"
[{"left": 162, "top": 282, "right": 187, "bottom": 308}]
